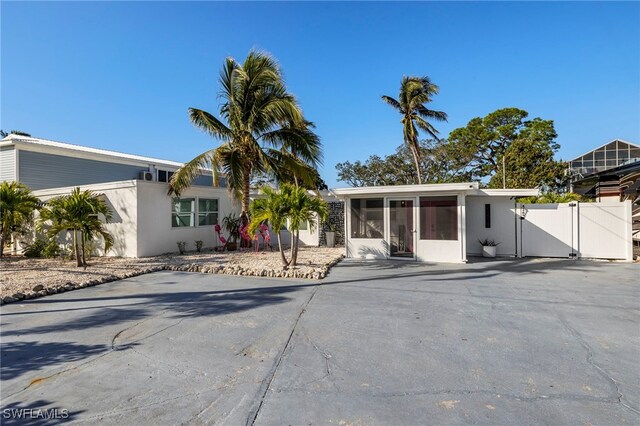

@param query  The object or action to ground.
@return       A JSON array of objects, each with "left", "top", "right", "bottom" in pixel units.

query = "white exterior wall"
[
  {"left": 466, "top": 196, "right": 518, "bottom": 257},
  {"left": 344, "top": 195, "right": 467, "bottom": 263},
  {"left": 136, "top": 181, "right": 240, "bottom": 257},
  {"left": 578, "top": 201, "right": 632, "bottom": 260},
  {"left": 33, "top": 180, "right": 139, "bottom": 258}
]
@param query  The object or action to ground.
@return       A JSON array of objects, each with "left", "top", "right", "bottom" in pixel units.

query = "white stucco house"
[{"left": 0, "top": 134, "right": 331, "bottom": 257}]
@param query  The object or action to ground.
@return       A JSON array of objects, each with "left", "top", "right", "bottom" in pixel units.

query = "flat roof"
[{"left": 331, "top": 183, "right": 538, "bottom": 198}]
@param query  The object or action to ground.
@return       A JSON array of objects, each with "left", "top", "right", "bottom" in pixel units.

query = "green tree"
[
  {"left": 40, "top": 188, "right": 113, "bottom": 267},
  {"left": 489, "top": 138, "right": 566, "bottom": 189},
  {"left": 336, "top": 140, "right": 472, "bottom": 187},
  {"left": 448, "top": 108, "right": 562, "bottom": 187},
  {"left": 249, "top": 183, "right": 328, "bottom": 268},
  {"left": 170, "top": 50, "right": 322, "bottom": 215},
  {"left": 0, "top": 181, "right": 40, "bottom": 257},
  {"left": 381, "top": 76, "right": 448, "bottom": 184}
]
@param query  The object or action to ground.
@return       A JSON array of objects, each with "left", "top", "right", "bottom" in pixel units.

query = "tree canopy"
[
  {"left": 170, "top": 50, "right": 322, "bottom": 214},
  {"left": 336, "top": 140, "right": 472, "bottom": 187},
  {"left": 337, "top": 107, "right": 565, "bottom": 189}
]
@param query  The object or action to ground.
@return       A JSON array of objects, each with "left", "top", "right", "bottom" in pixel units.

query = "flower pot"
[
  {"left": 482, "top": 245, "right": 497, "bottom": 258},
  {"left": 325, "top": 231, "right": 336, "bottom": 248},
  {"left": 226, "top": 242, "right": 238, "bottom": 252}
]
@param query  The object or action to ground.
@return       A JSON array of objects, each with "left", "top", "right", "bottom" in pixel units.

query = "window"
[
  {"left": 419, "top": 196, "right": 458, "bottom": 240},
  {"left": 485, "top": 204, "right": 491, "bottom": 228},
  {"left": 350, "top": 198, "right": 383, "bottom": 238},
  {"left": 158, "top": 170, "right": 176, "bottom": 183},
  {"left": 172, "top": 198, "right": 195, "bottom": 227},
  {"left": 198, "top": 198, "right": 218, "bottom": 226},
  {"left": 299, "top": 220, "right": 308, "bottom": 231}
]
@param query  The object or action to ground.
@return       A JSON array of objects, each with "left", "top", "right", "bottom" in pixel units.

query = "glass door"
[{"left": 389, "top": 199, "right": 416, "bottom": 259}]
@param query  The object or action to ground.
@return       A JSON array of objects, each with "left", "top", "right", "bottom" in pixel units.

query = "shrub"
[
  {"left": 195, "top": 240, "right": 203, "bottom": 252},
  {"left": 177, "top": 241, "right": 187, "bottom": 254},
  {"left": 22, "top": 238, "right": 47, "bottom": 258},
  {"left": 43, "top": 239, "right": 62, "bottom": 258}
]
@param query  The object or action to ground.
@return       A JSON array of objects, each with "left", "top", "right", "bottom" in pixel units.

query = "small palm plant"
[
  {"left": 382, "top": 76, "right": 447, "bottom": 184},
  {"left": 0, "top": 181, "right": 40, "bottom": 257},
  {"left": 249, "top": 183, "right": 328, "bottom": 268},
  {"left": 40, "top": 187, "right": 113, "bottom": 267}
]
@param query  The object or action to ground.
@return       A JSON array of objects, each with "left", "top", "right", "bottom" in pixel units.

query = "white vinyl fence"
[{"left": 517, "top": 200, "right": 633, "bottom": 261}]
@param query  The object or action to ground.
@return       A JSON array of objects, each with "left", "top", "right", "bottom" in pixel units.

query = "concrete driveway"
[{"left": 1, "top": 258, "right": 639, "bottom": 425}]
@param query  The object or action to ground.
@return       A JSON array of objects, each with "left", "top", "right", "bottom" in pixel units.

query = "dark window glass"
[{"left": 158, "top": 170, "right": 167, "bottom": 182}]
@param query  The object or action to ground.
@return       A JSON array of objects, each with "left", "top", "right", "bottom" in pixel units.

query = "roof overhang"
[
  {"left": 330, "top": 182, "right": 479, "bottom": 198},
  {"left": 471, "top": 188, "right": 539, "bottom": 197}
]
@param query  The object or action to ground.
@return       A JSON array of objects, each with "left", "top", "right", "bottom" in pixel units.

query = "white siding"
[{"left": 0, "top": 146, "right": 16, "bottom": 182}]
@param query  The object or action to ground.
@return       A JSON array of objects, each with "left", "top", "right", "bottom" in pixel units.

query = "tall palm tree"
[
  {"left": 381, "top": 76, "right": 448, "bottom": 184},
  {"left": 0, "top": 181, "right": 40, "bottom": 256},
  {"left": 170, "top": 50, "right": 322, "bottom": 215},
  {"left": 40, "top": 188, "right": 113, "bottom": 267}
]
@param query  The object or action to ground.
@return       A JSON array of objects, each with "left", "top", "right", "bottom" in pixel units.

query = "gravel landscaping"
[{"left": 0, "top": 247, "right": 344, "bottom": 304}]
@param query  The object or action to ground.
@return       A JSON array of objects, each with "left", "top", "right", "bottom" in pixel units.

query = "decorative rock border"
[{"left": 0, "top": 255, "right": 344, "bottom": 306}]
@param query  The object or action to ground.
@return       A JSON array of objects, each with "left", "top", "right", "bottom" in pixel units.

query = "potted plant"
[
  {"left": 325, "top": 222, "right": 337, "bottom": 248},
  {"left": 479, "top": 238, "right": 499, "bottom": 258},
  {"left": 222, "top": 213, "right": 241, "bottom": 251}
]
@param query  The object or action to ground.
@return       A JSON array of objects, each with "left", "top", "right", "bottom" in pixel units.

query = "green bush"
[
  {"left": 23, "top": 238, "right": 47, "bottom": 258},
  {"left": 43, "top": 239, "right": 62, "bottom": 258}
]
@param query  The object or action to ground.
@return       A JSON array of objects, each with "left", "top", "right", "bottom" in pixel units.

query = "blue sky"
[{"left": 2, "top": 1, "right": 639, "bottom": 188}]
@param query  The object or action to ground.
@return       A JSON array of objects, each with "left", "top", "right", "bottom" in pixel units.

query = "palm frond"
[{"left": 168, "top": 149, "right": 215, "bottom": 195}]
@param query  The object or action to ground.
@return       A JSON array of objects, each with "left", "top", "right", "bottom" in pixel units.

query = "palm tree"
[
  {"left": 170, "top": 50, "right": 322, "bottom": 215},
  {"left": 40, "top": 188, "right": 113, "bottom": 267},
  {"left": 381, "top": 76, "right": 448, "bottom": 184},
  {"left": 248, "top": 186, "right": 291, "bottom": 268},
  {"left": 249, "top": 183, "right": 328, "bottom": 268},
  {"left": 0, "top": 181, "right": 40, "bottom": 256},
  {"left": 284, "top": 184, "right": 328, "bottom": 266}
]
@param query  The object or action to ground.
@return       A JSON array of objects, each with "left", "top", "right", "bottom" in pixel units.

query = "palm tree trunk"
[
  {"left": 292, "top": 229, "right": 300, "bottom": 266},
  {"left": 73, "top": 229, "right": 82, "bottom": 267},
  {"left": 80, "top": 231, "right": 87, "bottom": 268},
  {"left": 242, "top": 164, "right": 251, "bottom": 216},
  {"left": 410, "top": 144, "right": 423, "bottom": 184},
  {"left": 0, "top": 230, "right": 5, "bottom": 257},
  {"left": 276, "top": 232, "right": 290, "bottom": 269}
]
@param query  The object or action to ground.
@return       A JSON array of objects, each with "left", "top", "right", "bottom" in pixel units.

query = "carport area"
[{"left": 1, "top": 258, "right": 639, "bottom": 424}]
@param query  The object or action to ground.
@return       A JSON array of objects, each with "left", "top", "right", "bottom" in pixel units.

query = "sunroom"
[{"left": 332, "top": 183, "right": 538, "bottom": 263}]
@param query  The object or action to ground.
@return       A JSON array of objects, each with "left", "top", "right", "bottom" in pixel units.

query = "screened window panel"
[
  {"left": 419, "top": 197, "right": 458, "bottom": 240},
  {"left": 350, "top": 198, "right": 384, "bottom": 238}
]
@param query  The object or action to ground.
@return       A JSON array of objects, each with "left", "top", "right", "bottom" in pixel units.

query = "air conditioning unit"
[{"left": 139, "top": 171, "right": 153, "bottom": 181}]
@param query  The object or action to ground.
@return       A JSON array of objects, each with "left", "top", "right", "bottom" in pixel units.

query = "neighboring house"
[
  {"left": 567, "top": 139, "right": 640, "bottom": 241},
  {"left": 0, "top": 134, "right": 236, "bottom": 257},
  {"left": 0, "top": 134, "right": 328, "bottom": 257}
]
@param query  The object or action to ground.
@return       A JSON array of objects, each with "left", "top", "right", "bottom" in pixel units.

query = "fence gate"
[{"left": 517, "top": 201, "right": 632, "bottom": 261}]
